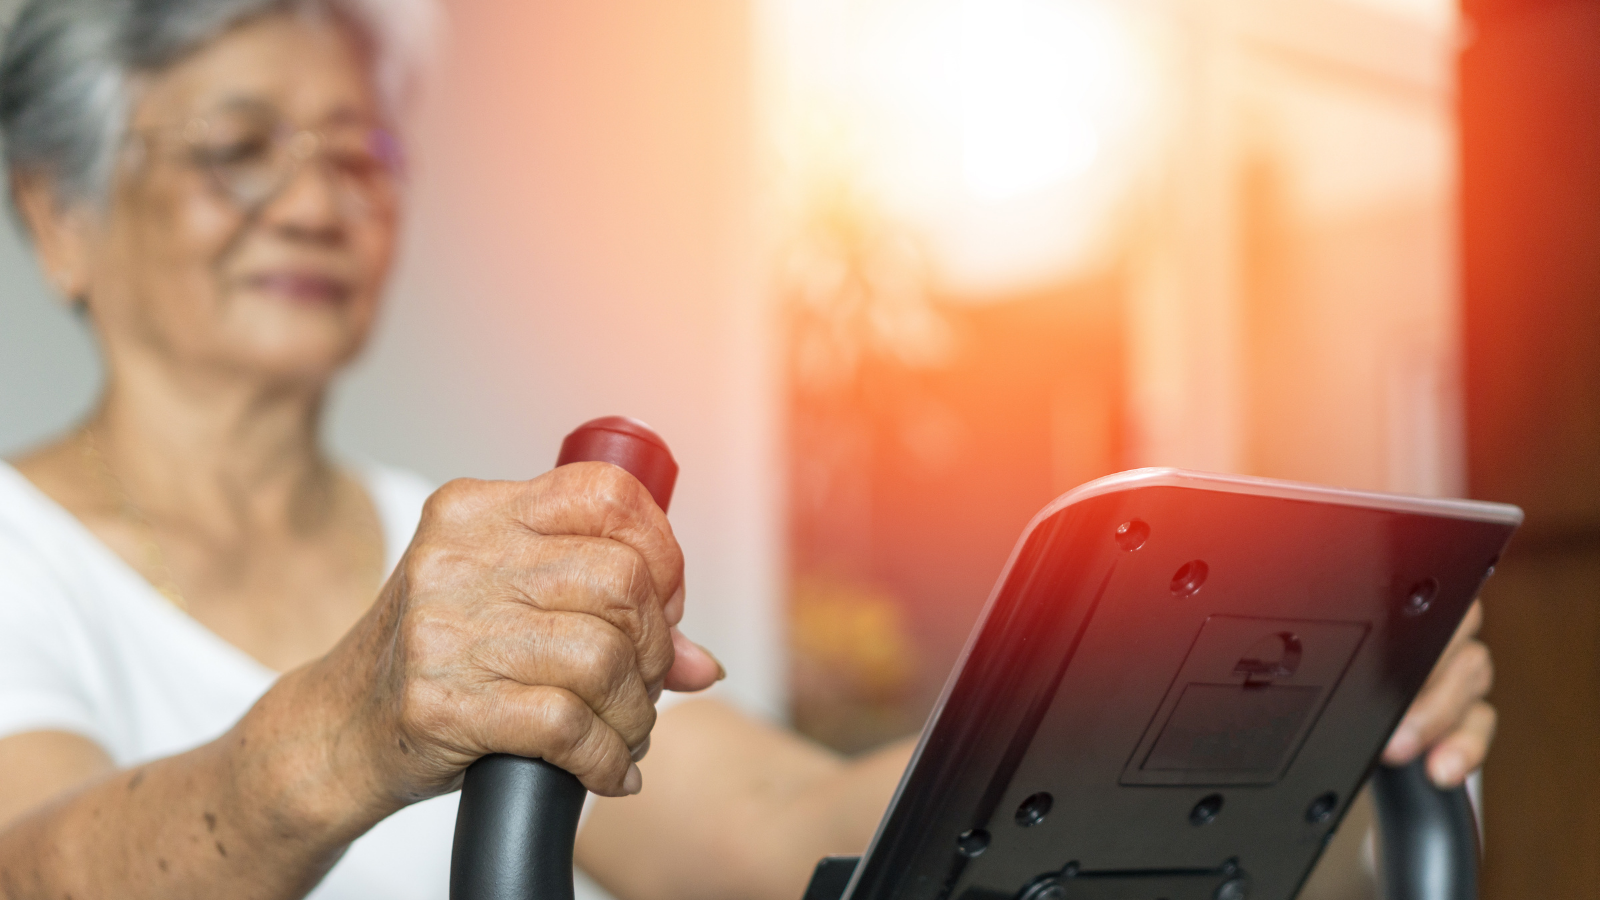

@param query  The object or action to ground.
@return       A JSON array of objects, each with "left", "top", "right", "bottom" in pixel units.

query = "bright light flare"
[
  {"left": 954, "top": 0, "right": 1116, "bottom": 200},
  {"left": 770, "top": 0, "right": 1162, "bottom": 294}
]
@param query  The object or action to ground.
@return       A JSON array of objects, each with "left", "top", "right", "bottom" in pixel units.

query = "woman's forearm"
[
  {"left": 0, "top": 666, "right": 387, "bottom": 900},
  {"left": 578, "top": 698, "right": 917, "bottom": 900},
  {"left": 784, "top": 735, "right": 915, "bottom": 859}
]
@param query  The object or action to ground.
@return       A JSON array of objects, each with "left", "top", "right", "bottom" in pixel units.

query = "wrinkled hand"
[
  {"left": 330, "top": 463, "right": 721, "bottom": 810},
  {"left": 1381, "top": 600, "right": 1495, "bottom": 787}
]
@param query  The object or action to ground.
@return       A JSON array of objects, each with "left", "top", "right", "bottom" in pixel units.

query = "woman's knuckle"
[
  {"left": 404, "top": 541, "right": 463, "bottom": 589},
  {"left": 635, "top": 618, "right": 672, "bottom": 676},
  {"left": 541, "top": 691, "right": 593, "bottom": 752},
  {"left": 627, "top": 553, "right": 655, "bottom": 602},
  {"left": 616, "top": 700, "right": 656, "bottom": 748},
  {"left": 597, "top": 628, "right": 636, "bottom": 678},
  {"left": 592, "top": 464, "right": 641, "bottom": 504},
  {"left": 401, "top": 603, "right": 465, "bottom": 660},
  {"left": 570, "top": 626, "right": 633, "bottom": 687},
  {"left": 586, "top": 545, "right": 629, "bottom": 596},
  {"left": 566, "top": 637, "right": 607, "bottom": 686},
  {"left": 398, "top": 679, "right": 451, "bottom": 735},
  {"left": 579, "top": 731, "right": 630, "bottom": 786},
  {"left": 424, "top": 478, "right": 476, "bottom": 520}
]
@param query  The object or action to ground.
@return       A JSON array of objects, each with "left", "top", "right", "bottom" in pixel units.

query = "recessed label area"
[
  {"left": 1144, "top": 683, "right": 1320, "bottom": 773},
  {"left": 1121, "top": 616, "right": 1368, "bottom": 786}
]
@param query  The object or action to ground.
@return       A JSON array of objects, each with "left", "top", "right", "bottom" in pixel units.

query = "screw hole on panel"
[
  {"left": 1214, "top": 876, "right": 1251, "bottom": 900},
  {"left": 1171, "top": 561, "right": 1208, "bottom": 598},
  {"left": 1015, "top": 792, "right": 1053, "bottom": 827},
  {"left": 1018, "top": 880, "right": 1066, "bottom": 900},
  {"left": 1403, "top": 578, "right": 1438, "bottom": 617},
  {"left": 1306, "top": 791, "right": 1338, "bottom": 824},
  {"left": 956, "top": 828, "right": 990, "bottom": 857},
  {"left": 1115, "top": 520, "right": 1149, "bottom": 551},
  {"left": 1190, "top": 793, "right": 1224, "bottom": 826}
]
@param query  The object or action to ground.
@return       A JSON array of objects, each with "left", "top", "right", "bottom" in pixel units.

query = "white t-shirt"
[{"left": 0, "top": 460, "right": 600, "bottom": 899}]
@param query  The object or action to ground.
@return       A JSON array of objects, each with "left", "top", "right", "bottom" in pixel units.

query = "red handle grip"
[{"left": 556, "top": 416, "right": 678, "bottom": 513}]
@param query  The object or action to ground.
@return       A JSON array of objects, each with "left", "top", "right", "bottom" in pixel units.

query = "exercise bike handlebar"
[
  {"left": 449, "top": 416, "right": 678, "bottom": 900},
  {"left": 1372, "top": 759, "right": 1479, "bottom": 900},
  {"left": 446, "top": 424, "right": 1476, "bottom": 900}
]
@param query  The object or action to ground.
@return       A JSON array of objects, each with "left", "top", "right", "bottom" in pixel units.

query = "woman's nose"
[{"left": 259, "top": 155, "right": 349, "bottom": 241}]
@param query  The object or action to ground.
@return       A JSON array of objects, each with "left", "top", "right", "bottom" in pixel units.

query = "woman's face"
[{"left": 85, "top": 13, "right": 400, "bottom": 386}]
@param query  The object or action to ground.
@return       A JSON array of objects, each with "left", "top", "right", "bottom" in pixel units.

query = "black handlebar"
[
  {"left": 1372, "top": 759, "right": 1479, "bottom": 900},
  {"left": 449, "top": 416, "right": 678, "bottom": 900},
  {"left": 451, "top": 756, "right": 586, "bottom": 900}
]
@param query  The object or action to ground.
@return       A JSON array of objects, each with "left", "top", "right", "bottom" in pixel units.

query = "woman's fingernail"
[
  {"left": 701, "top": 642, "right": 727, "bottom": 681},
  {"left": 624, "top": 763, "right": 643, "bottom": 795}
]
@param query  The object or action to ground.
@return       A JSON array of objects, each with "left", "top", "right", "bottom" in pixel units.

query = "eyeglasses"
[{"left": 133, "top": 108, "right": 404, "bottom": 218}]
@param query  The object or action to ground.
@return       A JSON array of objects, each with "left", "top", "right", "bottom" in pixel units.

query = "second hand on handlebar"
[{"left": 449, "top": 416, "right": 679, "bottom": 900}]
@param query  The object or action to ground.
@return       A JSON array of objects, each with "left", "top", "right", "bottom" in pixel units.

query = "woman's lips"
[{"left": 244, "top": 271, "right": 353, "bottom": 305}]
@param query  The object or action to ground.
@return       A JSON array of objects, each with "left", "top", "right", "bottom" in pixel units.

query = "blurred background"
[{"left": 0, "top": 0, "right": 1594, "bottom": 896}]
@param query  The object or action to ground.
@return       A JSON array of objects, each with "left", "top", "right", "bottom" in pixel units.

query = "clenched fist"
[{"left": 316, "top": 462, "right": 722, "bottom": 816}]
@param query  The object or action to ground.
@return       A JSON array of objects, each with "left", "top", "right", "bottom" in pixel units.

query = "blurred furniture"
[{"left": 1461, "top": 1, "right": 1600, "bottom": 897}]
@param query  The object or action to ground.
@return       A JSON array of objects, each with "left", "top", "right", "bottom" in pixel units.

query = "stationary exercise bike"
[{"left": 449, "top": 418, "right": 1514, "bottom": 900}]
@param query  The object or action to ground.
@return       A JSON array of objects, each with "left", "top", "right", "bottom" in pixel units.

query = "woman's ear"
[{"left": 11, "top": 173, "right": 94, "bottom": 307}]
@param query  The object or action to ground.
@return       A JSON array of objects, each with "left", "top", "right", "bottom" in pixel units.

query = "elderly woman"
[{"left": 0, "top": 1, "right": 1498, "bottom": 899}]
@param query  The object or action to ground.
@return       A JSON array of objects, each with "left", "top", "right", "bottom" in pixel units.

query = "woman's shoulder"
[
  {"left": 0, "top": 460, "right": 95, "bottom": 570},
  {"left": 0, "top": 461, "right": 108, "bottom": 648}
]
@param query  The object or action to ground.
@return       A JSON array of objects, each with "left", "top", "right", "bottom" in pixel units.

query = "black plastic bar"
[
  {"left": 1371, "top": 759, "right": 1479, "bottom": 900},
  {"left": 451, "top": 756, "right": 586, "bottom": 900}
]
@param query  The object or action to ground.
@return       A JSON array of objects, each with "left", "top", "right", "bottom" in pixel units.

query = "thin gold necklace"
[{"left": 80, "top": 427, "right": 189, "bottom": 611}]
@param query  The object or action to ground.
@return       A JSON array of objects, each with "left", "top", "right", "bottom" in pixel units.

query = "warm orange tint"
[{"left": 770, "top": 0, "right": 1467, "bottom": 751}]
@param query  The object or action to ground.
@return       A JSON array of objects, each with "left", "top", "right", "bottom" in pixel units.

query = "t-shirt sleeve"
[{"left": 0, "top": 536, "right": 106, "bottom": 745}]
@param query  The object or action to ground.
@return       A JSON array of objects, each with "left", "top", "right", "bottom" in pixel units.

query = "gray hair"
[{"left": 0, "top": 0, "right": 436, "bottom": 209}]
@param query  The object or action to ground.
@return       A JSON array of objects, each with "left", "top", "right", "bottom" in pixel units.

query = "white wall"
[{"left": 0, "top": 0, "right": 783, "bottom": 719}]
